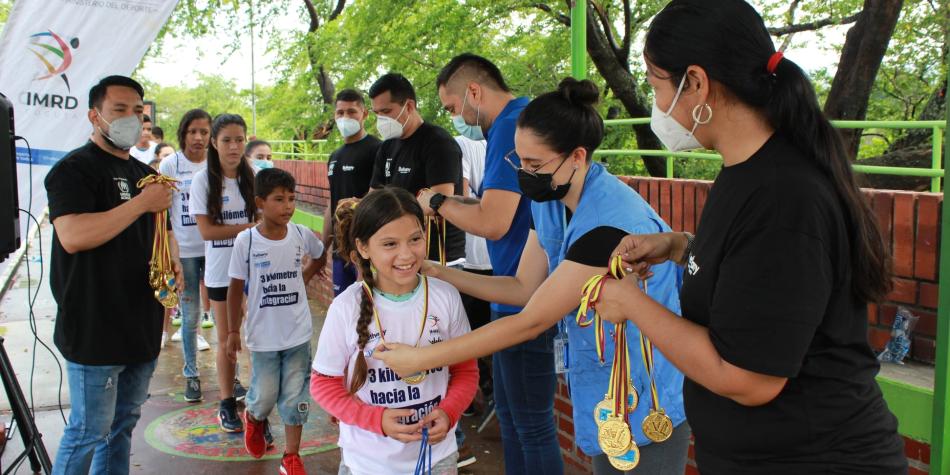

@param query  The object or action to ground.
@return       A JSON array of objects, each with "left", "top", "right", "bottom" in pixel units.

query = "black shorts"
[{"left": 206, "top": 286, "right": 229, "bottom": 302}]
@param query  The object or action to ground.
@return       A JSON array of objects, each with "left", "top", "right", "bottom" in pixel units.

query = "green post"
[
  {"left": 933, "top": 31, "right": 950, "bottom": 475},
  {"left": 570, "top": 0, "right": 586, "bottom": 80},
  {"left": 934, "top": 126, "right": 944, "bottom": 193},
  {"left": 666, "top": 156, "right": 674, "bottom": 179}
]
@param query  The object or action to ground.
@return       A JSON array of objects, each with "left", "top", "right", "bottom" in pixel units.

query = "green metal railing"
[
  {"left": 269, "top": 139, "right": 330, "bottom": 161},
  {"left": 599, "top": 118, "right": 947, "bottom": 192}
]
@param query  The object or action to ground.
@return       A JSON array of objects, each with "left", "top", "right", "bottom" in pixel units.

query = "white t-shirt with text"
[
  {"left": 189, "top": 168, "right": 251, "bottom": 287},
  {"left": 455, "top": 136, "right": 491, "bottom": 271},
  {"left": 159, "top": 152, "right": 206, "bottom": 258},
  {"left": 228, "top": 224, "right": 324, "bottom": 352},
  {"left": 312, "top": 277, "right": 471, "bottom": 475}
]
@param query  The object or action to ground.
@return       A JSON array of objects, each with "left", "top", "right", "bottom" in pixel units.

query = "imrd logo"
[{"left": 19, "top": 30, "right": 80, "bottom": 110}]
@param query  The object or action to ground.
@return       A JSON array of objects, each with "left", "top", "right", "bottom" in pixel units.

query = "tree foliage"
[{"left": 136, "top": 0, "right": 948, "bottom": 184}]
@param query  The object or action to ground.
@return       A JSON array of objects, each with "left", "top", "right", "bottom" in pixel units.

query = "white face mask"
[
  {"left": 97, "top": 111, "right": 142, "bottom": 151},
  {"left": 376, "top": 103, "right": 408, "bottom": 140},
  {"left": 336, "top": 117, "right": 362, "bottom": 138},
  {"left": 650, "top": 75, "right": 704, "bottom": 152}
]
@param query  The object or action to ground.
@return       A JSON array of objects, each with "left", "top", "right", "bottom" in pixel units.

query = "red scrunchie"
[{"left": 767, "top": 51, "right": 784, "bottom": 74}]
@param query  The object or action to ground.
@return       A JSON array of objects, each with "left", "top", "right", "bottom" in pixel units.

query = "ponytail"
[{"left": 765, "top": 58, "right": 892, "bottom": 302}]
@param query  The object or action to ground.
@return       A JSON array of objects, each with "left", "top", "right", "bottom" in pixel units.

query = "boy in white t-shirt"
[{"left": 226, "top": 168, "right": 326, "bottom": 475}]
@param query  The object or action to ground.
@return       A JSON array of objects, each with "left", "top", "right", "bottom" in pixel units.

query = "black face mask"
[{"left": 517, "top": 157, "right": 577, "bottom": 202}]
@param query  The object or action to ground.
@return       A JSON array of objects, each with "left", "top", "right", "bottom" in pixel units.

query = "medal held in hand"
[
  {"left": 610, "top": 255, "right": 674, "bottom": 443},
  {"left": 362, "top": 276, "right": 431, "bottom": 385},
  {"left": 138, "top": 174, "right": 179, "bottom": 308}
]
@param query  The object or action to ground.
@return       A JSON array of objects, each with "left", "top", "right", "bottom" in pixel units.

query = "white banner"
[
  {"left": 0, "top": 0, "right": 178, "bottom": 166},
  {"left": 0, "top": 0, "right": 178, "bottom": 275}
]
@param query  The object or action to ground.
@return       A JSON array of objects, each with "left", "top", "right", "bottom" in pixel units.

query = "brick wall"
[{"left": 276, "top": 160, "right": 935, "bottom": 472}]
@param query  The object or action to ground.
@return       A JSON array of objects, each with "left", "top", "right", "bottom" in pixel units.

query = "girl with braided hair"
[{"left": 310, "top": 187, "right": 478, "bottom": 475}]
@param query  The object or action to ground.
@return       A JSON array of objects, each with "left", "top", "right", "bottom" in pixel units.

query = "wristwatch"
[{"left": 429, "top": 193, "right": 447, "bottom": 215}]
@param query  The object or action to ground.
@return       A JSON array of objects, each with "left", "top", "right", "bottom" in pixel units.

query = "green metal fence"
[
  {"left": 271, "top": 120, "right": 945, "bottom": 192},
  {"left": 600, "top": 118, "right": 947, "bottom": 192},
  {"left": 269, "top": 139, "right": 330, "bottom": 161}
]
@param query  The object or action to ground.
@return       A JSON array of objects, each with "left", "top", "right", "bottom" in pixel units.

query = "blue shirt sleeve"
[{"left": 481, "top": 116, "right": 522, "bottom": 195}]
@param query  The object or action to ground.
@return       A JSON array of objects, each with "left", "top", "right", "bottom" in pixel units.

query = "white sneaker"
[
  {"left": 197, "top": 334, "right": 211, "bottom": 351},
  {"left": 171, "top": 328, "right": 183, "bottom": 342},
  {"left": 161, "top": 332, "right": 168, "bottom": 348}
]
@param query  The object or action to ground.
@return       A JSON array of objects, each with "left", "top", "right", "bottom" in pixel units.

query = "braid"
[{"left": 349, "top": 257, "right": 375, "bottom": 394}]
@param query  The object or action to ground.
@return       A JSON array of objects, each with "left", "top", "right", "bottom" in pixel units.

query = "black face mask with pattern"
[{"left": 517, "top": 157, "right": 576, "bottom": 202}]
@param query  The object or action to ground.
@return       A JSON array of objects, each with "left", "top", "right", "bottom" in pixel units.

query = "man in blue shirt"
[{"left": 418, "top": 53, "right": 560, "bottom": 475}]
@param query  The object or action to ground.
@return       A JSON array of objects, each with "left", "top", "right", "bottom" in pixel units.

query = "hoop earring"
[{"left": 692, "top": 103, "right": 713, "bottom": 125}]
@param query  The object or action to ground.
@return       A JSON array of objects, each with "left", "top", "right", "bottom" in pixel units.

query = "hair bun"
[{"left": 557, "top": 77, "right": 600, "bottom": 108}]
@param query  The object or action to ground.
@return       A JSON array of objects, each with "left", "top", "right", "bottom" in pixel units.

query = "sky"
[{"left": 138, "top": 6, "right": 852, "bottom": 92}]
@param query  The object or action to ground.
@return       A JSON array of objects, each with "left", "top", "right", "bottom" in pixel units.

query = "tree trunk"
[
  {"left": 889, "top": 85, "right": 947, "bottom": 151},
  {"left": 584, "top": 3, "right": 666, "bottom": 177},
  {"left": 823, "top": 0, "right": 904, "bottom": 159}
]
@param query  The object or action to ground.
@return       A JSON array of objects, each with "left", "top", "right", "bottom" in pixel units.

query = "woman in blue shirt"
[{"left": 377, "top": 78, "right": 689, "bottom": 474}]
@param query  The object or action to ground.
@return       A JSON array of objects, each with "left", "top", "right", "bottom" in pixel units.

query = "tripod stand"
[{"left": 0, "top": 336, "right": 52, "bottom": 474}]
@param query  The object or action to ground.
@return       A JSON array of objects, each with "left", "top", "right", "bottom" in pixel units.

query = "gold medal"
[
  {"left": 139, "top": 174, "right": 180, "bottom": 309},
  {"left": 598, "top": 416, "right": 632, "bottom": 457},
  {"left": 401, "top": 372, "right": 427, "bottom": 385},
  {"left": 608, "top": 443, "right": 640, "bottom": 471},
  {"left": 594, "top": 397, "right": 613, "bottom": 426},
  {"left": 626, "top": 383, "right": 639, "bottom": 414},
  {"left": 642, "top": 409, "right": 674, "bottom": 443}
]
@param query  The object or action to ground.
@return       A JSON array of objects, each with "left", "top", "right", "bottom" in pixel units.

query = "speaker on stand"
[{"left": 0, "top": 93, "right": 53, "bottom": 474}]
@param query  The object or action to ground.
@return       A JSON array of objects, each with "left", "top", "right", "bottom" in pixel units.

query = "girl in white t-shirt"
[
  {"left": 189, "top": 113, "right": 256, "bottom": 433},
  {"left": 311, "top": 188, "right": 478, "bottom": 475}
]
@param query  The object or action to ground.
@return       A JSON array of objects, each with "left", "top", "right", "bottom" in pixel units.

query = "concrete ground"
[{"left": 0, "top": 217, "right": 510, "bottom": 474}]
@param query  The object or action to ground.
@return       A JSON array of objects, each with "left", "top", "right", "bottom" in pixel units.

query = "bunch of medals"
[
  {"left": 361, "top": 276, "right": 430, "bottom": 384},
  {"left": 138, "top": 174, "right": 179, "bottom": 308},
  {"left": 575, "top": 255, "right": 673, "bottom": 470}
]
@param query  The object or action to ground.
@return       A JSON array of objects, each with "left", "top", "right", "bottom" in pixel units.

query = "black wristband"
[{"left": 429, "top": 193, "right": 447, "bottom": 214}]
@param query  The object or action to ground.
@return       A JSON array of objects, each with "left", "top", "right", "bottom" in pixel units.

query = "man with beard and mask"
[
  {"left": 415, "top": 54, "right": 554, "bottom": 474},
  {"left": 368, "top": 73, "right": 465, "bottom": 267},
  {"left": 45, "top": 75, "right": 181, "bottom": 475},
  {"left": 159, "top": 108, "right": 214, "bottom": 402},
  {"left": 322, "top": 89, "right": 381, "bottom": 295}
]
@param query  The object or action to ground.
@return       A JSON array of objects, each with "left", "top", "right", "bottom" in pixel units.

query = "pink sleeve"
[
  {"left": 310, "top": 371, "right": 386, "bottom": 436},
  {"left": 437, "top": 359, "right": 479, "bottom": 426}
]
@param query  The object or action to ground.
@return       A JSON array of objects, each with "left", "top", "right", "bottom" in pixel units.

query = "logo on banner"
[
  {"left": 29, "top": 30, "right": 79, "bottom": 91},
  {"left": 21, "top": 30, "right": 80, "bottom": 110}
]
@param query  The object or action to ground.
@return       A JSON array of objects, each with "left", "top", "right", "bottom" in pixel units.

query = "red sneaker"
[
  {"left": 243, "top": 411, "right": 266, "bottom": 459},
  {"left": 280, "top": 453, "right": 306, "bottom": 475}
]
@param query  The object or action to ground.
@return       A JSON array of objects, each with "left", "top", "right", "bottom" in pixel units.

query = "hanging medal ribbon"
[
  {"left": 138, "top": 174, "right": 179, "bottom": 308},
  {"left": 639, "top": 315, "right": 674, "bottom": 443},
  {"left": 362, "top": 276, "right": 430, "bottom": 384},
  {"left": 610, "top": 254, "right": 674, "bottom": 443},
  {"left": 413, "top": 427, "right": 432, "bottom": 475},
  {"left": 425, "top": 216, "right": 447, "bottom": 266}
]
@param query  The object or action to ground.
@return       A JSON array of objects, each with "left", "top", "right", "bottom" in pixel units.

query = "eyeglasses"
[{"left": 503, "top": 150, "right": 566, "bottom": 178}]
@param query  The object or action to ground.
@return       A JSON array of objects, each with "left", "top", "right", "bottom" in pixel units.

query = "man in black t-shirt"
[
  {"left": 323, "top": 89, "right": 382, "bottom": 295},
  {"left": 368, "top": 73, "right": 465, "bottom": 264},
  {"left": 45, "top": 76, "right": 178, "bottom": 474}
]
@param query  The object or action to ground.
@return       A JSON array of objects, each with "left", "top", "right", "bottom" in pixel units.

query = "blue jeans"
[
  {"left": 332, "top": 255, "right": 358, "bottom": 296},
  {"left": 179, "top": 256, "right": 204, "bottom": 378},
  {"left": 246, "top": 341, "right": 312, "bottom": 426},
  {"left": 53, "top": 359, "right": 157, "bottom": 475},
  {"left": 491, "top": 311, "right": 562, "bottom": 474}
]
